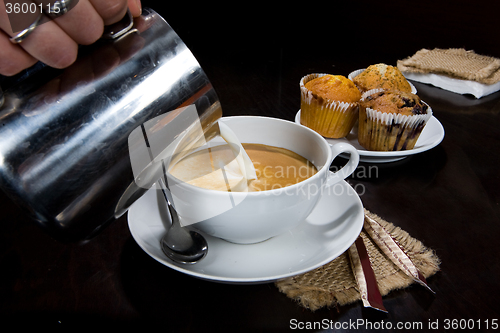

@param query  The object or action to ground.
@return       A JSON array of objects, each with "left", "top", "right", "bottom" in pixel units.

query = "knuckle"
[
  {"left": 0, "top": 50, "right": 37, "bottom": 76},
  {"left": 98, "top": 0, "right": 128, "bottom": 25},
  {"left": 76, "top": 25, "right": 104, "bottom": 45},
  {"left": 0, "top": 64, "right": 23, "bottom": 76},
  {"left": 0, "top": 59, "right": 36, "bottom": 76},
  {"left": 50, "top": 45, "right": 78, "bottom": 69}
]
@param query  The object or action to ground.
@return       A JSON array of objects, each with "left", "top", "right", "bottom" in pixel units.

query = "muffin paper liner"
[{"left": 300, "top": 74, "right": 359, "bottom": 138}]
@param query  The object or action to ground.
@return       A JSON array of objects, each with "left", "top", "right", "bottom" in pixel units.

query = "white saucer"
[
  {"left": 348, "top": 68, "right": 418, "bottom": 94},
  {"left": 295, "top": 111, "right": 445, "bottom": 163},
  {"left": 128, "top": 180, "right": 364, "bottom": 284}
]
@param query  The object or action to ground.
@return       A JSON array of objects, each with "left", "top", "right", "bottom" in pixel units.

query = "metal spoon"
[{"left": 158, "top": 176, "right": 208, "bottom": 264}]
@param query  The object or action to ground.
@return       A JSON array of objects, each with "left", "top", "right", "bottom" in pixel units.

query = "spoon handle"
[{"left": 159, "top": 162, "right": 180, "bottom": 226}]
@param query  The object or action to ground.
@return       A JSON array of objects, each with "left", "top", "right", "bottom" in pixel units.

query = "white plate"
[
  {"left": 295, "top": 111, "right": 445, "bottom": 163},
  {"left": 128, "top": 180, "right": 364, "bottom": 284},
  {"left": 348, "top": 68, "right": 418, "bottom": 94}
]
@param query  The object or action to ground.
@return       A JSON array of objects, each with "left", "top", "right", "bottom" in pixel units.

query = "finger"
[
  {"left": 0, "top": 0, "right": 39, "bottom": 74},
  {"left": 0, "top": 0, "right": 78, "bottom": 69},
  {"left": 0, "top": 3, "right": 79, "bottom": 71},
  {"left": 0, "top": 30, "right": 38, "bottom": 76},
  {"left": 88, "top": 0, "right": 128, "bottom": 26},
  {"left": 19, "top": 18, "right": 79, "bottom": 69},
  {"left": 127, "top": 0, "right": 141, "bottom": 17},
  {"left": 44, "top": 0, "right": 105, "bottom": 45}
]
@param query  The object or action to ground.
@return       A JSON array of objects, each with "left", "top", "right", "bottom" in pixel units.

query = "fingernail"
[{"left": 135, "top": 0, "right": 142, "bottom": 16}]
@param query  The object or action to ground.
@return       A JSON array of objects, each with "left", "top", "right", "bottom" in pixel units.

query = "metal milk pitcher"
[{"left": 0, "top": 8, "right": 222, "bottom": 242}]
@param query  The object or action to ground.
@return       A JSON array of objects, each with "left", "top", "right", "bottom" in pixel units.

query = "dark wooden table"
[{"left": 1, "top": 1, "right": 500, "bottom": 330}]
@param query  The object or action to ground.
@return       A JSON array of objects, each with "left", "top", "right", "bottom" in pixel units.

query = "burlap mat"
[
  {"left": 397, "top": 48, "right": 500, "bottom": 85},
  {"left": 275, "top": 209, "right": 441, "bottom": 311}
]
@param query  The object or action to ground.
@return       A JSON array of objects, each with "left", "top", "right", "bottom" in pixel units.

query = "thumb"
[{"left": 127, "top": 0, "right": 142, "bottom": 17}]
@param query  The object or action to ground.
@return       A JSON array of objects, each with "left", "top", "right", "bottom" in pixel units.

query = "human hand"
[{"left": 0, "top": 0, "right": 142, "bottom": 76}]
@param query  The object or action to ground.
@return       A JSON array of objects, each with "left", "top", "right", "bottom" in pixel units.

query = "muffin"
[
  {"left": 300, "top": 74, "right": 361, "bottom": 138},
  {"left": 352, "top": 63, "right": 412, "bottom": 93},
  {"left": 358, "top": 89, "right": 432, "bottom": 151}
]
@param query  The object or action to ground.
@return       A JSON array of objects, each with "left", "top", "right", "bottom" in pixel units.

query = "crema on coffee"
[{"left": 169, "top": 143, "right": 317, "bottom": 192}]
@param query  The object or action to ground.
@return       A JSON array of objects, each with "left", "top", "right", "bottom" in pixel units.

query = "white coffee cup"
[{"left": 165, "top": 116, "right": 359, "bottom": 244}]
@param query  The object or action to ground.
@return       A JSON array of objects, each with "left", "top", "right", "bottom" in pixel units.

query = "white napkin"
[{"left": 403, "top": 72, "right": 500, "bottom": 99}]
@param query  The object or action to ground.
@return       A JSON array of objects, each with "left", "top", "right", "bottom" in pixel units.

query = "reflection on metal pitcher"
[{"left": 0, "top": 8, "right": 222, "bottom": 242}]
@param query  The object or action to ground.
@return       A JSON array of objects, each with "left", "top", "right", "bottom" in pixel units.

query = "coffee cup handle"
[{"left": 326, "top": 142, "right": 359, "bottom": 186}]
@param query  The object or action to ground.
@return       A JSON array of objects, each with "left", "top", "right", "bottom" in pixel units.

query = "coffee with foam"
[{"left": 169, "top": 143, "right": 317, "bottom": 192}]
